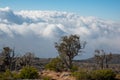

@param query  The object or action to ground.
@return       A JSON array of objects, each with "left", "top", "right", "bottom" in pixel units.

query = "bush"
[
  {"left": 0, "top": 69, "right": 14, "bottom": 80},
  {"left": 45, "top": 57, "right": 64, "bottom": 72},
  {"left": 3, "top": 69, "right": 13, "bottom": 79},
  {"left": 91, "top": 69, "right": 116, "bottom": 80},
  {"left": 0, "top": 70, "right": 21, "bottom": 79},
  {"left": 0, "top": 73, "right": 3, "bottom": 77},
  {"left": 19, "top": 66, "right": 39, "bottom": 79},
  {"left": 12, "top": 72, "right": 20, "bottom": 79},
  {"left": 0, "top": 72, "right": 5, "bottom": 79},
  {"left": 70, "top": 65, "right": 78, "bottom": 72},
  {"left": 72, "top": 69, "right": 90, "bottom": 80}
]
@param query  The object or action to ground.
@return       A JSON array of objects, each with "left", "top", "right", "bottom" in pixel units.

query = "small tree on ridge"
[{"left": 55, "top": 35, "right": 86, "bottom": 71}]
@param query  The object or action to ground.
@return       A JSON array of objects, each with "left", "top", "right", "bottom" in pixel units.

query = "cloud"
[
  {"left": 0, "top": 7, "right": 23, "bottom": 24},
  {"left": 0, "top": 7, "right": 120, "bottom": 58}
]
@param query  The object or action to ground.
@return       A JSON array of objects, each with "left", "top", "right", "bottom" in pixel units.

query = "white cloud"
[{"left": 0, "top": 7, "right": 120, "bottom": 58}]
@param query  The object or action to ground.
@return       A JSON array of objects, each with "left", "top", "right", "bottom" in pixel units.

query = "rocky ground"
[{"left": 40, "top": 70, "right": 75, "bottom": 80}]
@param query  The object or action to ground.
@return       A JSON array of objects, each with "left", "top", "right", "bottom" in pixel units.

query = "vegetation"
[
  {"left": 0, "top": 47, "right": 35, "bottom": 71},
  {"left": 55, "top": 35, "right": 86, "bottom": 71},
  {"left": 16, "top": 52, "right": 35, "bottom": 69},
  {"left": 0, "top": 35, "right": 119, "bottom": 80},
  {"left": 91, "top": 69, "right": 116, "bottom": 80},
  {"left": 45, "top": 57, "right": 64, "bottom": 72},
  {"left": 0, "top": 69, "right": 20, "bottom": 79},
  {"left": 94, "top": 49, "right": 112, "bottom": 69},
  {"left": 19, "top": 66, "right": 39, "bottom": 79},
  {"left": 0, "top": 47, "right": 16, "bottom": 71},
  {"left": 70, "top": 65, "right": 79, "bottom": 72},
  {"left": 72, "top": 69, "right": 116, "bottom": 80},
  {"left": 72, "top": 69, "right": 90, "bottom": 80},
  {"left": 0, "top": 69, "right": 13, "bottom": 80},
  {"left": 0, "top": 66, "right": 39, "bottom": 79}
]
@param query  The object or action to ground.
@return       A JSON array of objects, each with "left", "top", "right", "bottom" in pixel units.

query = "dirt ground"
[{"left": 40, "top": 70, "right": 76, "bottom": 80}]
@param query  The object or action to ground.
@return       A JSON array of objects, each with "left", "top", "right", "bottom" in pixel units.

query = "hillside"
[
  {"left": 77, "top": 54, "right": 120, "bottom": 64},
  {"left": 33, "top": 54, "right": 120, "bottom": 70},
  {"left": 34, "top": 54, "right": 120, "bottom": 67}
]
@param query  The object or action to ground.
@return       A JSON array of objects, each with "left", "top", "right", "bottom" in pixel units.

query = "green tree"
[{"left": 55, "top": 35, "right": 86, "bottom": 71}]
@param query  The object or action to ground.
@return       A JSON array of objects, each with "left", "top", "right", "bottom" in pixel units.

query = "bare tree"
[
  {"left": 23, "top": 52, "right": 34, "bottom": 66},
  {"left": 105, "top": 52, "right": 112, "bottom": 68},
  {"left": 94, "top": 49, "right": 112, "bottom": 69},
  {"left": 16, "top": 52, "right": 34, "bottom": 69},
  {"left": 95, "top": 50, "right": 105, "bottom": 69},
  {"left": 55, "top": 35, "right": 86, "bottom": 71},
  {"left": 0, "top": 47, "right": 17, "bottom": 71}
]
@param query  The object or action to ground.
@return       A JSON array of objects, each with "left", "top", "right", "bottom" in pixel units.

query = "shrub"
[
  {"left": 19, "top": 66, "right": 39, "bottom": 79},
  {"left": 0, "top": 70, "right": 20, "bottom": 79},
  {"left": 45, "top": 57, "right": 64, "bottom": 72},
  {"left": 72, "top": 69, "right": 90, "bottom": 80},
  {"left": 0, "top": 72, "right": 4, "bottom": 79},
  {"left": 3, "top": 69, "right": 13, "bottom": 79},
  {"left": 91, "top": 69, "right": 116, "bottom": 80},
  {"left": 12, "top": 72, "right": 20, "bottom": 79},
  {"left": 0, "top": 69, "right": 15, "bottom": 80},
  {"left": 70, "top": 65, "right": 78, "bottom": 72}
]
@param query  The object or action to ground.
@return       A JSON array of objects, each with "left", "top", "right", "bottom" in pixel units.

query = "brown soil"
[{"left": 40, "top": 70, "right": 76, "bottom": 80}]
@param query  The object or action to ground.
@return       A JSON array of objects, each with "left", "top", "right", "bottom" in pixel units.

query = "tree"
[
  {"left": 16, "top": 52, "right": 34, "bottom": 69},
  {"left": 94, "top": 49, "right": 112, "bottom": 69},
  {"left": 22, "top": 52, "right": 34, "bottom": 66},
  {"left": 55, "top": 35, "right": 86, "bottom": 71},
  {"left": 0, "top": 47, "right": 16, "bottom": 71}
]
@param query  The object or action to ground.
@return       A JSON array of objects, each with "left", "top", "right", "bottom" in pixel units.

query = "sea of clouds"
[{"left": 0, "top": 7, "right": 120, "bottom": 59}]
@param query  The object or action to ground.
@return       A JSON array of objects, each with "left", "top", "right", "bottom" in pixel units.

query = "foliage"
[
  {"left": 0, "top": 67, "right": 39, "bottom": 79},
  {"left": 72, "top": 69, "right": 116, "bottom": 80},
  {"left": 0, "top": 47, "right": 35, "bottom": 71},
  {"left": 70, "top": 65, "right": 79, "bottom": 72},
  {"left": 19, "top": 66, "right": 39, "bottom": 79},
  {"left": 0, "top": 69, "right": 16, "bottom": 80},
  {"left": 72, "top": 70, "right": 90, "bottom": 80},
  {"left": 0, "top": 72, "right": 4, "bottom": 79},
  {"left": 55, "top": 35, "right": 86, "bottom": 71},
  {"left": 91, "top": 69, "right": 116, "bottom": 80},
  {"left": 16, "top": 52, "right": 34, "bottom": 70},
  {"left": 12, "top": 72, "right": 20, "bottom": 79},
  {"left": 4, "top": 69, "right": 13, "bottom": 79},
  {"left": 45, "top": 57, "right": 64, "bottom": 72},
  {"left": 0, "top": 47, "right": 15, "bottom": 71}
]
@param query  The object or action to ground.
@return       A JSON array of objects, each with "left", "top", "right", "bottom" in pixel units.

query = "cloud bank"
[{"left": 0, "top": 7, "right": 120, "bottom": 58}]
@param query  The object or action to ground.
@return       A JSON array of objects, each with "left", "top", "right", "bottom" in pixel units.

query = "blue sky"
[{"left": 0, "top": 0, "right": 120, "bottom": 21}]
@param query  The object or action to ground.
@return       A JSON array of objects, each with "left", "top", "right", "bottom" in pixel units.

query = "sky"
[
  {"left": 0, "top": 0, "right": 120, "bottom": 21},
  {"left": 0, "top": 0, "right": 120, "bottom": 59}
]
